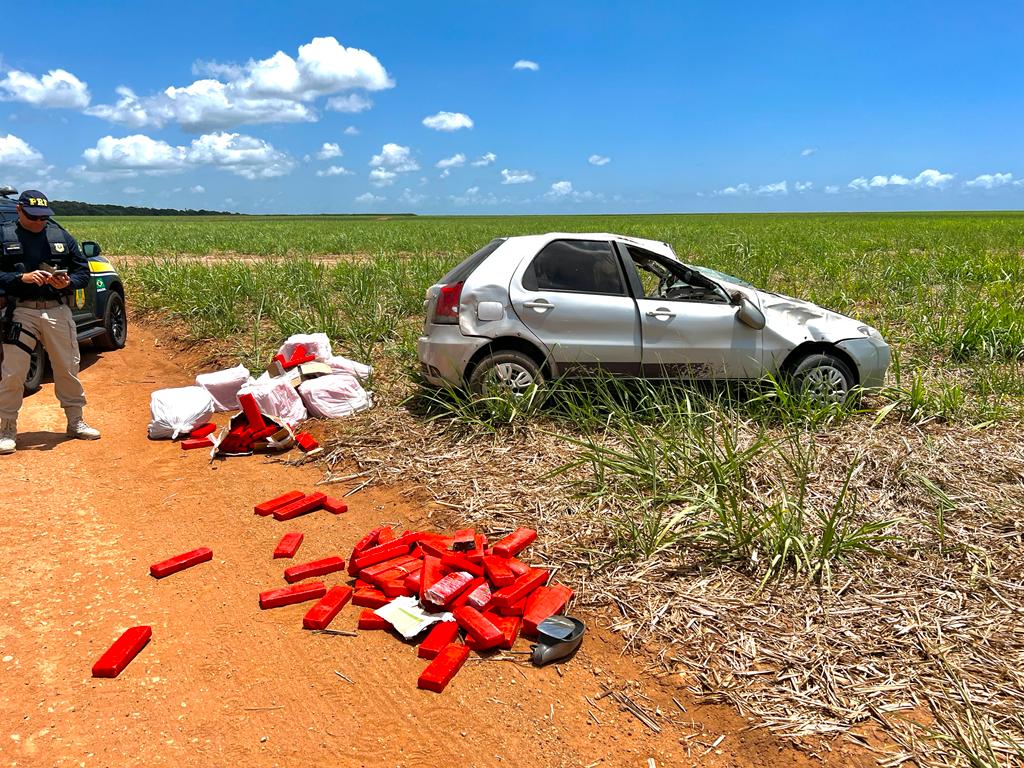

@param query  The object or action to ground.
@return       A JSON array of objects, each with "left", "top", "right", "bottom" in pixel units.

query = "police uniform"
[{"left": 0, "top": 190, "right": 99, "bottom": 452}]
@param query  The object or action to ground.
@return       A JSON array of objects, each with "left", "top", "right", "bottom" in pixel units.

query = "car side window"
[
  {"left": 624, "top": 246, "right": 728, "bottom": 304},
  {"left": 522, "top": 239, "right": 626, "bottom": 295}
]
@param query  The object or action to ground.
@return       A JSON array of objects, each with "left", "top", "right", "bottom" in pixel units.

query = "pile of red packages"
[{"left": 257, "top": 516, "right": 574, "bottom": 693}]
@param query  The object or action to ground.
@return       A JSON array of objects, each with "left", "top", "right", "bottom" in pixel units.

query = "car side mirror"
[
  {"left": 731, "top": 291, "right": 766, "bottom": 330},
  {"left": 82, "top": 241, "right": 101, "bottom": 259}
]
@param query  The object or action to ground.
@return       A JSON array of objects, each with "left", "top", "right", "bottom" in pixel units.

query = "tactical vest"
[{"left": 0, "top": 221, "right": 71, "bottom": 269}]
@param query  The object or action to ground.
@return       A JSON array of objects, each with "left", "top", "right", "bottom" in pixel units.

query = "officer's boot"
[
  {"left": 0, "top": 418, "right": 16, "bottom": 454},
  {"left": 66, "top": 412, "right": 100, "bottom": 440}
]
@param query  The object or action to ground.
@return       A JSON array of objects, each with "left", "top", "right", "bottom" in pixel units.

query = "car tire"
[
  {"left": 24, "top": 346, "right": 47, "bottom": 394},
  {"left": 95, "top": 292, "right": 127, "bottom": 351},
  {"left": 468, "top": 350, "right": 544, "bottom": 397},
  {"left": 789, "top": 352, "right": 855, "bottom": 404}
]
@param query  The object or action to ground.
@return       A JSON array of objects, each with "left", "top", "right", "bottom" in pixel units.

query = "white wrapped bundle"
[
  {"left": 148, "top": 386, "right": 215, "bottom": 439},
  {"left": 237, "top": 376, "right": 308, "bottom": 426},
  {"left": 298, "top": 373, "right": 372, "bottom": 419},
  {"left": 195, "top": 364, "right": 251, "bottom": 411},
  {"left": 277, "top": 333, "right": 333, "bottom": 363}
]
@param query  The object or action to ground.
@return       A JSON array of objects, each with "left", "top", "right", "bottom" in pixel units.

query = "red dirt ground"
[{"left": 0, "top": 325, "right": 874, "bottom": 768}]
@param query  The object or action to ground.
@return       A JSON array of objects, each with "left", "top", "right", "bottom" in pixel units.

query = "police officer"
[{"left": 0, "top": 190, "right": 100, "bottom": 454}]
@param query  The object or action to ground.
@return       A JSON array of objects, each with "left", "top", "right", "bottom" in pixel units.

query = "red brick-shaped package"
[
  {"left": 418, "top": 621, "right": 460, "bottom": 659},
  {"left": 453, "top": 606, "right": 503, "bottom": 649},
  {"left": 273, "top": 532, "right": 304, "bottom": 559},
  {"left": 303, "top": 586, "right": 353, "bottom": 630},
  {"left": 492, "top": 568, "right": 549, "bottom": 608},
  {"left": 150, "top": 547, "right": 213, "bottom": 578},
  {"left": 423, "top": 571, "right": 475, "bottom": 608},
  {"left": 284, "top": 556, "right": 347, "bottom": 583},
  {"left": 259, "top": 581, "right": 326, "bottom": 609},
  {"left": 522, "top": 583, "right": 574, "bottom": 636},
  {"left": 492, "top": 528, "right": 537, "bottom": 558},
  {"left": 418, "top": 643, "right": 470, "bottom": 693},
  {"left": 92, "top": 626, "right": 152, "bottom": 678}
]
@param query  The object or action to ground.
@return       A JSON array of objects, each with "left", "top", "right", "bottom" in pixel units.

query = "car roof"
[{"left": 502, "top": 232, "right": 678, "bottom": 259}]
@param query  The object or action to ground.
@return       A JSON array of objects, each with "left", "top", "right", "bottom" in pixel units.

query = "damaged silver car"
[{"left": 417, "top": 233, "right": 890, "bottom": 402}]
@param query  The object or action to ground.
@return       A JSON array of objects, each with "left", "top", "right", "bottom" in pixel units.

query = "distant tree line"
[{"left": 50, "top": 200, "right": 239, "bottom": 216}]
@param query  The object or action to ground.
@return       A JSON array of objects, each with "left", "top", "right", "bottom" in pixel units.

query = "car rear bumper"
[
  {"left": 837, "top": 336, "right": 891, "bottom": 389},
  {"left": 417, "top": 325, "right": 490, "bottom": 387}
]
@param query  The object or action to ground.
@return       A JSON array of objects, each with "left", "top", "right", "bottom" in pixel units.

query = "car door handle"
[
  {"left": 646, "top": 308, "right": 676, "bottom": 320},
  {"left": 523, "top": 299, "right": 553, "bottom": 312}
]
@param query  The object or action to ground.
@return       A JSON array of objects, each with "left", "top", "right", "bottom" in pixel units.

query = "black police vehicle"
[{"left": 0, "top": 185, "right": 127, "bottom": 393}]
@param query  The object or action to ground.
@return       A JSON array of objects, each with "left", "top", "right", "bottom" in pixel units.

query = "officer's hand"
[
  {"left": 20, "top": 270, "right": 49, "bottom": 286},
  {"left": 47, "top": 273, "right": 71, "bottom": 290}
]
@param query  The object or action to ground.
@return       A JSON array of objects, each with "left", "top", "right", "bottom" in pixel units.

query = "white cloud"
[
  {"left": 369, "top": 168, "right": 397, "bottom": 186},
  {"left": 544, "top": 179, "right": 602, "bottom": 202},
  {"left": 964, "top": 172, "right": 1013, "bottom": 189},
  {"left": 451, "top": 185, "right": 502, "bottom": 206},
  {"left": 588, "top": 154, "right": 611, "bottom": 166},
  {"left": 714, "top": 183, "right": 750, "bottom": 196},
  {"left": 369, "top": 143, "right": 418, "bottom": 171},
  {"left": 422, "top": 111, "right": 473, "bottom": 131},
  {"left": 501, "top": 168, "right": 534, "bottom": 184},
  {"left": 849, "top": 168, "right": 954, "bottom": 191},
  {"left": 756, "top": 181, "right": 788, "bottom": 195},
  {"left": 801, "top": 147, "right": 817, "bottom": 157},
  {"left": 317, "top": 165, "right": 354, "bottom": 177},
  {"left": 399, "top": 188, "right": 426, "bottom": 205},
  {"left": 513, "top": 60, "right": 540, "bottom": 71},
  {"left": 0, "top": 68, "right": 90, "bottom": 109},
  {"left": 355, "top": 192, "right": 384, "bottom": 203},
  {"left": 794, "top": 181, "right": 813, "bottom": 192},
  {"left": 81, "top": 131, "right": 295, "bottom": 180},
  {"left": 87, "top": 36, "right": 393, "bottom": 132},
  {"left": 471, "top": 152, "right": 496, "bottom": 167},
  {"left": 0, "top": 134, "right": 45, "bottom": 168},
  {"left": 326, "top": 93, "right": 373, "bottom": 113},
  {"left": 344, "top": 126, "right": 359, "bottom": 135},
  {"left": 190, "top": 185, "right": 205, "bottom": 193},
  {"left": 435, "top": 153, "right": 465, "bottom": 170},
  {"left": 122, "top": 186, "right": 143, "bottom": 195},
  {"left": 317, "top": 142, "right": 342, "bottom": 160},
  {"left": 824, "top": 185, "right": 839, "bottom": 194}
]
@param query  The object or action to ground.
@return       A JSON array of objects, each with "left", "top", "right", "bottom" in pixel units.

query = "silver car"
[{"left": 417, "top": 233, "right": 890, "bottom": 401}]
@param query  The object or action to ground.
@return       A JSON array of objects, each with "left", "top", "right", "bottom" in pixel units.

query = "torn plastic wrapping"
[
  {"left": 277, "top": 333, "right": 333, "bottom": 363},
  {"left": 237, "top": 375, "right": 308, "bottom": 424}
]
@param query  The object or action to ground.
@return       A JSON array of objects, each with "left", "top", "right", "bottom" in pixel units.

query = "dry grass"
[{"left": 315, "top": 375, "right": 1024, "bottom": 767}]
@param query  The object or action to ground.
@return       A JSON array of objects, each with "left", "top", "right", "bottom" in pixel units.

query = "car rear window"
[
  {"left": 522, "top": 239, "right": 626, "bottom": 295},
  {"left": 439, "top": 238, "right": 506, "bottom": 284}
]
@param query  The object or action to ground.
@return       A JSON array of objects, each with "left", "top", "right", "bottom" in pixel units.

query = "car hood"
[{"left": 711, "top": 275, "right": 868, "bottom": 343}]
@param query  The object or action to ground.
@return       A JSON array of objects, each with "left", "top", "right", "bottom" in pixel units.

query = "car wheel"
[
  {"left": 790, "top": 352, "right": 855, "bottom": 404},
  {"left": 95, "top": 292, "right": 127, "bottom": 351},
  {"left": 24, "top": 346, "right": 47, "bottom": 394},
  {"left": 468, "top": 350, "right": 544, "bottom": 397}
]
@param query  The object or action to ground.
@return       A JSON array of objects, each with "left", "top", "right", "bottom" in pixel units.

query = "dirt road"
[{"left": 0, "top": 326, "right": 871, "bottom": 768}]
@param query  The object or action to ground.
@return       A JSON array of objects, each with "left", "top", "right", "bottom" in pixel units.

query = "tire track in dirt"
[{"left": 0, "top": 325, "right": 872, "bottom": 768}]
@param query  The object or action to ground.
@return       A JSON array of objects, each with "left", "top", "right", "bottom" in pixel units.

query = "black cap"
[{"left": 17, "top": 190, "right": 54, "bottom": 217}]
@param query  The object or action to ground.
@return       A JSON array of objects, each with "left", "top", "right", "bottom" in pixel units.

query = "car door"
[
  {"left": 618, "top": 244, "right": 762, "bottom": 379},
  {"left": 508, "top": 238, "right": 641, "bottom": 375}
]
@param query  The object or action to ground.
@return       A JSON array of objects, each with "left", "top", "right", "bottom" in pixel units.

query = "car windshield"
[{"left": 692, "top": 266, "right": 755, "bottom": 289}]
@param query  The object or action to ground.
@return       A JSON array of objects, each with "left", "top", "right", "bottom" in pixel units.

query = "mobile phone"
[{"left": 53, "top": 269, "right": 68, "bottom": 276}]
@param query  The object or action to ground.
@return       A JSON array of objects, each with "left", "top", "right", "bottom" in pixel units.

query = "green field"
[
  {"left": 85, "top": 211, "right": 1024, "bottom": 423},
  {"left": 86, "top": 211, "right": 1023, "bottom": 763}
]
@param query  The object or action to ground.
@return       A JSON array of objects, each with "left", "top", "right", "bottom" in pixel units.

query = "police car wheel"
[
  {"left": 24, "top": 346, "right": 47, "bottom": 394},
  {"left": 95, "top": 292, "right": 127, "bottom": 351}
]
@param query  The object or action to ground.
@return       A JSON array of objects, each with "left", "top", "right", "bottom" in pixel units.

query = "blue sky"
[{"left": 0, "top": 1, "right": 1020, "bottom": 214}]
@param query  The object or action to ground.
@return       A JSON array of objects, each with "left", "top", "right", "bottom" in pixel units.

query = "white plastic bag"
[
  {"left": 298, "top": 373, "right": 372, "bottom": 419},
  {"left": 148, "top": 386, "right": 215, "bottom": 440},
  {"left": 277, "top": 333, "right": 333, "bottom": 363},
  {"left": 328, "top": 355, "right": 373, "bottom": 381},
  {"left": 237, "top": 376, "right": 308, "bottom": 426},
  {"left": 195, "top": 364, "right": 251, "bottom": 412}
]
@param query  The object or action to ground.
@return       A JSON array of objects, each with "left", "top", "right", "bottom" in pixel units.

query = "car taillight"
[{"left": 433, "top": 281, "right": 463, "bottom": 324}]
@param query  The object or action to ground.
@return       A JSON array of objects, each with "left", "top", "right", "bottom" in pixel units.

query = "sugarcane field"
[{"left": 0, "top": 4, "right": 1021, "bottom": 768}]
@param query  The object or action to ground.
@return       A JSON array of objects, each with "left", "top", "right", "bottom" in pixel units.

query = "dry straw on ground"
[{"left": 317, "top": 378, "right": 1024, "bottom": 768}]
